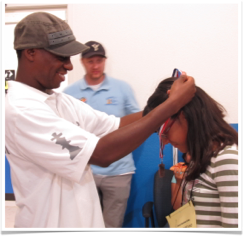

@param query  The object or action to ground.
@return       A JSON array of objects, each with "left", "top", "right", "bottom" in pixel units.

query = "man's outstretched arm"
[{"left": 89, "top": 73, "right": 195, "bottom": 167}]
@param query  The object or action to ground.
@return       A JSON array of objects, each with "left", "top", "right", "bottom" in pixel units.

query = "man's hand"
[{"left": 168, "top": 72, "right": 196, "bottom": 112}]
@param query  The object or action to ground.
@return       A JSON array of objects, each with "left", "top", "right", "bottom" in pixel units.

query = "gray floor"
[{"left": 5, "top": 201, "right": 17, "bottom": 228}]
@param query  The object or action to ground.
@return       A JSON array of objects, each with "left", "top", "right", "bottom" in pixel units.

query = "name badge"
[{"left": 166, "top": 200, "right": 196, "bottom": 228}]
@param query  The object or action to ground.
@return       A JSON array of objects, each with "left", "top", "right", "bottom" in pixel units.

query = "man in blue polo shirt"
[{"left": 63, "top": 41, "right": 140, "bottom": 228}]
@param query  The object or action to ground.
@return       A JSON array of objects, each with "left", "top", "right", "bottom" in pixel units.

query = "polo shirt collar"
[{"left": 80, "top": 74, "right": 110, "bottom": 91}]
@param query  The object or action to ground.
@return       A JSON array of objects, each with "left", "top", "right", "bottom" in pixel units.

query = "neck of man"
[{"left": 85, "top": 73, "right": 105, "bottom": 86}]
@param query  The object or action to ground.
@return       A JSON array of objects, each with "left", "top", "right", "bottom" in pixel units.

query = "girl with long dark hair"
[{"left": 143, "top": 77, "right": 238, "bottom": 228}]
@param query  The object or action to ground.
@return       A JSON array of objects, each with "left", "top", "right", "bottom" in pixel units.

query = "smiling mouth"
[{"left": 58, "top": 73, "right": 66, "bottom": 81}]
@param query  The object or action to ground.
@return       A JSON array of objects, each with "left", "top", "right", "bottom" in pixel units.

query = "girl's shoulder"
[{"left": 210, "top": 144, "right": 238, "bottom": 167}]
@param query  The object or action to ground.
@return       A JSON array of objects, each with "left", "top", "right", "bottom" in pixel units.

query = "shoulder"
[
  {"left": 108, "top": 76, "right": 131, "bottom": 88},
  {"left": 210, "top": 145, "right": 238, "bottom": 175},
  {"left": 198, "top": 145, "right": 238, "bottom": 186},
  {"left": 63, "top": 79, "right": 82, "bottom": 93},
  {"left": 58, "top": 92, "right": 85, "bottom": 106},
  {"left": 6, "top": 83, "right": 48, "bottom": 112},
  {"left": 108, "top": 78, "right": 135, "bottom": 98},
  {"left": 217, "top": 144, "right": 238, "bottom": 156},
  {"left": 212, "top": 145, "right": 238, "bottom": 164}
]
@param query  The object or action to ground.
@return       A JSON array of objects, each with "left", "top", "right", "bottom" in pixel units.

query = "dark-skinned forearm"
[
  {"left": 89, "top": 74, "right": 196, "bottom": 167},
  {"left": 119, "top": 111, "right": 143, "bottom": 128},
  {"left": 89, "top": 98, "right": 179, "bottom": 167}
]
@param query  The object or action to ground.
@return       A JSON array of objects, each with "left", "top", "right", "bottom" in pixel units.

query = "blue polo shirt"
[{"left": 63, "top": 74, "right": 140, "bottom": 176}]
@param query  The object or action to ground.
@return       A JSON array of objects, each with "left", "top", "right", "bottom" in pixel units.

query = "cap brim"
[
  {"left": 82, "top": 51, "right": 106, "bottom": 58},
  {"left": 45, "top": 40, "right": 90, "bottom": 57}
]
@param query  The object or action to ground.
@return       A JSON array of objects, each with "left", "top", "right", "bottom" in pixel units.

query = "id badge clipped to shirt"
[{"left": 166, "top": 200, "right": 196, "bottom": 228}]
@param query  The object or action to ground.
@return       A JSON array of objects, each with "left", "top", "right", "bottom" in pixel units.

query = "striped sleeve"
[
  {"left": 211, "top": 146, "right": 238, "bottom": 227},
  {"left": 193, "top": 145, "right": 238, "bottom": 228}
]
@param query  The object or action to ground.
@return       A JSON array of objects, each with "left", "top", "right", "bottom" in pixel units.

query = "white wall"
[{"left": 67, "top": 3, "right": 239, "bottom": 123}]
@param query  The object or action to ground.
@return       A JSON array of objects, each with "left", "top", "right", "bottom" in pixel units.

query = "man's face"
[
  {"left": 81, "top": 56, "right": 106, "bottom": 81},
  {"left": 33, "top": 49, "right": 73, "bottom": 91}
]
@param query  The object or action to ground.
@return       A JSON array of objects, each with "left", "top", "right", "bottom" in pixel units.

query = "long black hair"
[{"left": 143, "top": 77, "right": 238, "bottom": 181}]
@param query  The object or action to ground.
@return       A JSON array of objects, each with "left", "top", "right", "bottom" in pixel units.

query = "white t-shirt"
[{"left": 5, "top": 81, "right": 120, "bottom": 228}]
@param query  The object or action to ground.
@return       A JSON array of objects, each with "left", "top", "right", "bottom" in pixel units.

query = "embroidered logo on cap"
[{"left": 92, "top": 44, "right": 100, "bottom": 51}]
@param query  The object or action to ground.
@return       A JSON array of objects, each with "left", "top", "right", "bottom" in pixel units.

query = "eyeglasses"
[{"left": 158, "top": 118, "right": 176, "bottom": 177}]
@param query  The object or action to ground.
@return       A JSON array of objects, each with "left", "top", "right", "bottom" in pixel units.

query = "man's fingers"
[{"left": 178, "top": 72, "right": 189, "bottom": 83}]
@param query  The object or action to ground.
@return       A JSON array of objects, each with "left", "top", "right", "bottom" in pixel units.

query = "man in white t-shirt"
[{"left": 5, "top": 12, "right": 196, "bottom": 228}]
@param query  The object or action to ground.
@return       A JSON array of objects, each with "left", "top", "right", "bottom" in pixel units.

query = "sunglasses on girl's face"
[{"left": 157, "top": 118, "right": 176, "bottom": 177}]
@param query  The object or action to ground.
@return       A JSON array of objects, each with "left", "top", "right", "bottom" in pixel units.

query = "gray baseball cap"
[{"left": 14, "top": 12, "right": 89, "bottom": 57}]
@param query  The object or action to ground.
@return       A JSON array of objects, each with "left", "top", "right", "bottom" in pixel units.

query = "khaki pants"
[{"left": 93, "top": 174, "right": 133, "bottom": 228}]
